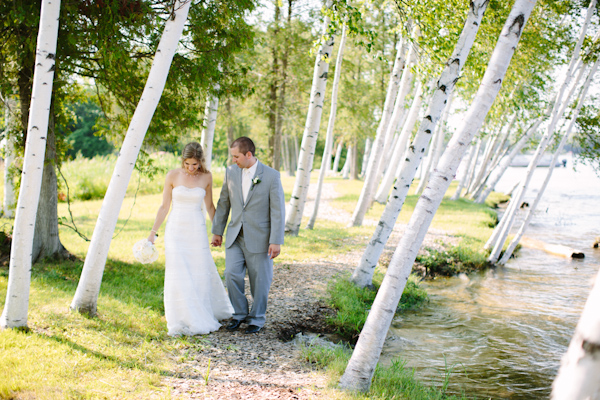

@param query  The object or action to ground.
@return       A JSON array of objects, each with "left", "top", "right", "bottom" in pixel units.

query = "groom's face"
[{"left": 230, "top": 146, "right": 252, "bottom": 169}]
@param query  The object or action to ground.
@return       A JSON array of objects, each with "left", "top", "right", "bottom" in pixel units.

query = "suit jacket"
[{"left": 212, "top": 160, "right": 285, "bottom": 253}]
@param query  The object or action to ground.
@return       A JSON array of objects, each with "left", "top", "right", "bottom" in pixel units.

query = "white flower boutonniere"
[{"left": 251, "top": 177, "right": 261, "bottom": 190}]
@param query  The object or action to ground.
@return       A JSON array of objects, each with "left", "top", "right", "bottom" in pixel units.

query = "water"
[{"left": 381, "top": 155, "right": 600, "bottom": 399}]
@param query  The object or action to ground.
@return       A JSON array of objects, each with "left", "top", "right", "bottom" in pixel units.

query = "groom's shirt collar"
[{"left": 243, "top": 159, "right": 258, "bottom": 176}]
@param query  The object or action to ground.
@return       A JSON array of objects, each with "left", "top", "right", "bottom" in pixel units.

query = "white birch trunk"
[
  {"left": 552, "top": 270, "right": 600, "bottom": 399},
  {"left": 70, "top": 0, "right": 192, "bottom": 315},
  {"left": 467, "top": 129, "right": 498, "bottom": 196},
  {"left": 200, "top": 89, "right": 219, "bottom": 172},
  {"left": 487, "top": 0, "right": 594, "bottom": 264},
  {"left": 431, "top": 92, "right": 453, "bottom": 169},
  {"left": 284, "top": 7, "right": 334, "bottom": 236},
  {"left": 374, "top": 81, "right": 423, "bottom": 203},
  {"left": 379, "top": 37, "right": 410, "bottom": 160},
  {"left": 415, "top": 100, "right": 445, "bottom": 196},
  {"left": 450, "top": 140, "right": 476, "bottom": 200},
  {"left": 342, "top": 145, "right": 352, "bottom": 179},
  {"left": 360, "top": 137, "right": 371, "bottom": 177},
  {"left": 340, "top": 1, "right": 536, "bottom": 389},
  {"left": 476, "top": 118, "right": 539, "bottom": 203},
  {"left": 2, "top": 98, "right": 17, "bottom": 218},
  {"left": 350, "top": 30, "right": 418, "bottom": 227},
  {"left": 332, "top": 141, "right": 342, "bottom": 173},
  {"left": 349, "top": 0, "right": 490, "bottom": 289},
  {"left": 307, "top": 25, "right": 347, "bottom": 230},
  {"left": 471, "top": 114, "right": 518, "bottom": 200},
  {"left": 0, "top": 0, "right": 61, "bottom": 329},
  {"left": 464, "top": 137, "right": 482, "bottom": 194},
  {"left": 498, "top": 58, "right": 599, "bottom": 265}
]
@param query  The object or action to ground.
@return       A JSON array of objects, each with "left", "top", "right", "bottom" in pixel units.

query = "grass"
[
  {"left": 325, "top": 273, "right": 428, "bottom": 341},
  {"left": 0, "top": 157, "right": 503, "bottom": 399},
  {"left": 298, "top": 342, "right": 470, "bottom": 400}
]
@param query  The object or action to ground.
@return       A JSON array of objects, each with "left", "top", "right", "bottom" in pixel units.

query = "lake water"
[{"left": 380, "top": 154, "right": 600, "bottom": 399}]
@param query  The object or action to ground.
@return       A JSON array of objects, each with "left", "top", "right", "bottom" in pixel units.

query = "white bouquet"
[{"left": 132, "top": 239, "right": 159, "bottom": 264}]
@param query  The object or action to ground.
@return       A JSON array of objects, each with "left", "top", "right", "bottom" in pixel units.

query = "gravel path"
[{"left": 166, "top": 182, "right": 458, "bottom": 398}]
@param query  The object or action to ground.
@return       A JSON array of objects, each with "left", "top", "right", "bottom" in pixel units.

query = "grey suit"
[{"left": 212, "top": 160, "right": 285, "bottom": 327}]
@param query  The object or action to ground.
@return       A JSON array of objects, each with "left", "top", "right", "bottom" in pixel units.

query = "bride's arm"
[
  {"left": 204, "top": 172, "right": 216, "bottom": 222},
  {"left": 148, "top": 170, "right": 175, "bottom": 243}
]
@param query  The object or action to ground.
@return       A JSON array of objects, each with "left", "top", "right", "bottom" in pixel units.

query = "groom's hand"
[
  {"left": 211, "top": 234, "right": 222, "bottom": 247},
  {"left": 268, "top": 244, "right": 281, "bottom": 259}
]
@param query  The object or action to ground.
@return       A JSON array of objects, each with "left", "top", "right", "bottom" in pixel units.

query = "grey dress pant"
[{"left": 224, "top": 231, "right": 273, "bottom": 327}]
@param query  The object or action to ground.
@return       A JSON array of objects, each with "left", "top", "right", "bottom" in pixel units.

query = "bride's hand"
[{"left": 148, "top": 232, "right": 156, "bottom": 244}]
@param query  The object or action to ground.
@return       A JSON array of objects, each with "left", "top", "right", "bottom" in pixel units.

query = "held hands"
[{"left": 211, "top": 234, "right": 223, "bottom": 247}]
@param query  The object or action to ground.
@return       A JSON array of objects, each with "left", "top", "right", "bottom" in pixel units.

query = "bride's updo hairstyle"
[{"left": 181, "top": 142, "right": 209, "bottom": 173}]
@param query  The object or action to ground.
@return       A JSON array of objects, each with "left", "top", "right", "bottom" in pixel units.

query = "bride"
[{"left": 148, "top": 142, "right": 233, "bottom": 336}]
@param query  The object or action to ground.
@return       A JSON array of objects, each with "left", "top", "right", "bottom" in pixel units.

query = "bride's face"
[{"left": 183, "top": 158, "right": 200, "bottom": 174}]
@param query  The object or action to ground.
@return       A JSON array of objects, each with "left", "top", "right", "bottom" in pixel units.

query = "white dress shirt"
[{"left": 242, "top": 161, "right": 258, "bottom": 203}]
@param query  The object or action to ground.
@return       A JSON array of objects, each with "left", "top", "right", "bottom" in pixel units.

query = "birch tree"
[
  {"left": 200, "top": 89, "right": 219, "bottom": 171},
  {"left": 350, "top": 32, "right": 417, "bottom": 227},
  {"left": 373, "top": 81, "right": 423, "bottom": 204},
  {"left": 307, "top": 25, "right": 347, "bottom": 230},
  {"left": 498, "top": 57, "right": 599, "bottom": 265},
  {"left": 552, "top": 269, "right": 600, "bottom": 399},
  {"left": 0, "top": 0, "right": 61, "bottom": 329},
  {"left": 284, "top": 2, "right": 334, "bottom": 236},
  {"left": 350, "top": 0, "right": 490, "bottom": 289},
  {"left": 70, "top": 0, "right": 192, "bottom": 316},
  {"left": 487, "top": 0, "right": 595, "bottom": 264},
  {"left": 450, "top": 140, "right": 475, "bottom": 200},
  {"left": 475, "top": 118, "right": 540, "bottom": 203},
  {"left": 1, "top": 97, "right": 17, "bottom": 218},
  {"left": 332, "top": 141, "right": 343, "bottom": 173},
  {"left": 341, "top": 1, "right": 536, "bottom": 389}
]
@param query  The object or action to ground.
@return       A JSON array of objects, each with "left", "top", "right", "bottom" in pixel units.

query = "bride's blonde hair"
[{"left": 181, "top": 142, "right": 209, "bottom": 173}]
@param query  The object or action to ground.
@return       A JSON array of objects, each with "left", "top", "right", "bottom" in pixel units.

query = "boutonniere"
[{"left": 251, "top": 177, "right": 261, "bottom": 190}]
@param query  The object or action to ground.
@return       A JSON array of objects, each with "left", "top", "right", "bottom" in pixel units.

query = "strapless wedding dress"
[{"left": 164, "top": 186, "right": 233, "bottom": 336}]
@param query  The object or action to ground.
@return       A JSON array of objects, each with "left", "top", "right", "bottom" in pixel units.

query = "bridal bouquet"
[{"left": 132, "top": 239, "right": 159, "bottom": 264}]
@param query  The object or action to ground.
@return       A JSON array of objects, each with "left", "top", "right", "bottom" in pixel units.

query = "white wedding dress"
[{"left": 164, "top": 186, "right": 233, "bottom": 336}]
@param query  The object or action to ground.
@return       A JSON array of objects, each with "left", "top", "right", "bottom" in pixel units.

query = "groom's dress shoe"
[
  {"left": 244, "top": 325, "right": 261, "bottom": 334},
  {"left": 226, "top": 319, "right": 244, "bottom": 331}
]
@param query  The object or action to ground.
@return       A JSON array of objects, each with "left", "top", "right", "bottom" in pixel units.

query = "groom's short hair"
[{"left": 231, "top": 137, "right": 255, "bottom": 156}]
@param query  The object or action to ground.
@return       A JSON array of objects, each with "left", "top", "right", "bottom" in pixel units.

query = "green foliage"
[
  {"left": 326, "top": 274, "right": 428, "bottom": 340},
  {"left": 58, "top": 153, "right": 180, "bottom": 202},
  {"left": 59, "top": 95, "right": 114, "bottom": 159}
]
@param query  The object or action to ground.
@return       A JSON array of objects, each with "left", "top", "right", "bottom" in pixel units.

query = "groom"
[{"left": 211, "top": 137, "right": 285, "bottom": 334}]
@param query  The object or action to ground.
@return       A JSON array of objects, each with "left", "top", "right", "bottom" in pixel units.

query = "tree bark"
[
  {"left": 360, "top": 138, "right": 371, "bottom": 177},
  {"left": 552, "top": 269, "right": 600, "bottom": 399},
  {"left": 476, "top": 118, "right": 539, "bottom": 203},
  {"left": 350, "top": 32, "right": 417, "bottom": 227},
  {"left": 332, "top": 141, "right": 343, "bottom": 173},
  {"left": 201, "top": 90, "right": 219, "bottom": 172},
  {"left": 32, "top": 107, "right": 68, "bottom": 263},
  {"left": 450, "top": 140, "right": 475, "bottom": 201},
  {"left": 349, "top": 0, "right": 489, "bottom": 289},
  {"left": 70, "top": 0, "right": 192, "bottom": 316},
  {"left": 487, "top": 0, "right": 594, "bottom": 263},
  {"left": 2, "top": 98, "right": 17, "bottom": 218},
  {"left": 341, "top": 0, "right": 534, "bottom": 389},
  {"left": 307, "top": 25, "right": 347, "bottom": 230},
  {"left": 1, "top": 0, "right": 61, "bottom": 329},
  {"left": 374, "top": 81, "right": 423, "bottom": 203},
  {"left": 499, "top": 57, "right": 599, "bottom": 265},
  {"left": 284, "top": 3, "right": 334, "bottom": 236}
]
